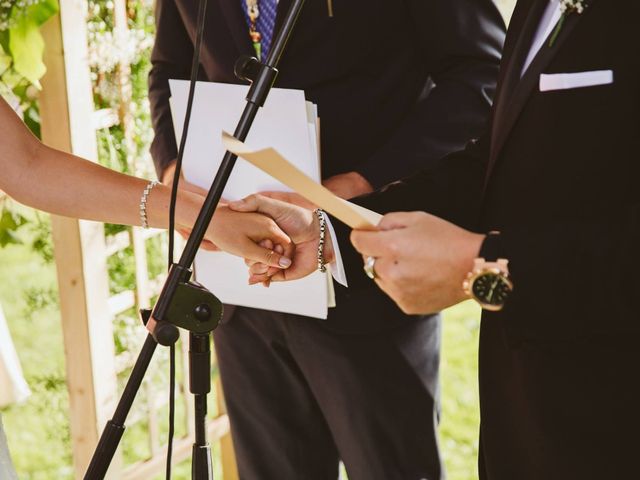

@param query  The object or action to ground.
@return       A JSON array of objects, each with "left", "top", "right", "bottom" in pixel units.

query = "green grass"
[
  {"left": 0, "top": 239, "right": 72, "bottom": 479},
  {"left": 440, "top": 301, "right": 481, "bottom": 480},
  {"left": 1, "top": 238, "right": 481, "bottom": 479}
]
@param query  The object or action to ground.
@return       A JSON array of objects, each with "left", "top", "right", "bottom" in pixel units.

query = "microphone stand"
[{"left": 83, "top": 0, "right": 307, "bottom": 477}]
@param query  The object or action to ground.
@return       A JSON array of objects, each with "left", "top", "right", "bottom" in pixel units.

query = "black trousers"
[{"left": 214, "top": 307, "right": 442, "bottom": 480}]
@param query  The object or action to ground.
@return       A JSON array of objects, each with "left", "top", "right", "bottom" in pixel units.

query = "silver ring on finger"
[{"left": 363, "top": 256, "right": 378, "bottom": 280}]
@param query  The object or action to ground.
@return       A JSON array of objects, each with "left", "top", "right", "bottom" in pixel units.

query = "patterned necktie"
[{"left": 242, "top": 0, "right": 278, "bottom": 60}]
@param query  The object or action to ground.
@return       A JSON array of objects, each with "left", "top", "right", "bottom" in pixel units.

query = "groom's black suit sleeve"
[
  {"left": 353, "top": 0, "right": 505, "bottom": 188},
  {"left": 334, "top": 134, "right": 490, "bottom": 289},
  {"left": 333, "top": 131, "right": 640, "bottom": 338}
]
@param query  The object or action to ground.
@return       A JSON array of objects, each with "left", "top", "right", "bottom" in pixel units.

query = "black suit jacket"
[
  {"left": 336, "top": 0, "right": 640, "bottom": 476},
  {"left": 149, "top": 0, "right": 505, "bottom": 333}
]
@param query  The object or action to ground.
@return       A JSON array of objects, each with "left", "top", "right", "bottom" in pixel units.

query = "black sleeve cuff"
[{"left": 479, "top": 231, "right": 503, "bottom": 261}]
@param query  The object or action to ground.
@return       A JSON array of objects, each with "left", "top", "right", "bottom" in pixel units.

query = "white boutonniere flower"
[{"left": 549, "top": 0, "right": 587, "bottom": 47}]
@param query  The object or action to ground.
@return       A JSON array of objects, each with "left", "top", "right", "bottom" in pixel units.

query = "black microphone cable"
[{"left": 165, "top": 0, "right": 208, "bottom": 477}]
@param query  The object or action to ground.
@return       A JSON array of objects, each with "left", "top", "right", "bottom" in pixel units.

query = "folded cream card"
[{"left": 222, "top": 132, "right": 382, "bottom": 229}]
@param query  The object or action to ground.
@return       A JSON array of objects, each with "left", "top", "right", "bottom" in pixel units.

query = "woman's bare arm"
[{"left": 0, "top": 97, "right": 293, "bottom": 268}]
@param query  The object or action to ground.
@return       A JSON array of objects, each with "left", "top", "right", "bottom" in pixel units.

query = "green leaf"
[
  {"left": 25, "top": 0, "right": 59, "bottom": 27},
  {"left": 8, "top": 0, "right": 59, "bottom": 88},
  {"left": 9, "top": 14, "right": 45, "bottom": 88},
  {"left": 0, "top": 208, "right": 27, "bottom": 247}
]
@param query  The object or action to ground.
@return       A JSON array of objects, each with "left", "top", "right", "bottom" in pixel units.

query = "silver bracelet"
[
  {"left": 139, "top": 180, "right": 160, "bottom": 229},
  {"left": 315, "top": 209, "right": 327, "bottom": 273}
]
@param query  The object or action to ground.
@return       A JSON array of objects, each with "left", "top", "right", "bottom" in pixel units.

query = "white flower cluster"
[
  {"left": 559, "top": 0, "right": 585, "bottom": 14},
  {"left": 87, "top": 26, "right": 154, "bottom": 74},
  {"left": 0, "top": 0, "right": 45, "bottom": 31}
]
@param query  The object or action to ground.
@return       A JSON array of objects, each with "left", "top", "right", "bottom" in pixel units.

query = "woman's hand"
[
  {"left": 228, "top": 195, "right": 334, "bottom": 283},
  {"left": 206, "top": 206, "right": 295, "bottom": 270},
  {"left": 350, "top": 211, "right": 485, "bottom": 315}
]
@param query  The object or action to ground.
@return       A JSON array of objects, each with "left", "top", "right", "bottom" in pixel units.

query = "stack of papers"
[{"left": 169, "top": 80, "right": 330, "bottom": 319}]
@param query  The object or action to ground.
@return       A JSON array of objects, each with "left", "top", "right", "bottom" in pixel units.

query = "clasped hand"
[{"left": 228, "top": 195, "right": 485, "bottom": 315}]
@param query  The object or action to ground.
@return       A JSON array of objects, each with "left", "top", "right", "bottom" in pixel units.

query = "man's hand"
[
  {"left": 228, "top": 194, "right": 335, "bottom": 283},
  {"left": 258, "top": 191, "right": 318, "bottom": 210},
  {"left": 350, "top": 212, "right": 485, "bottom": 315},
  {"left": 206, "top": 206, "right": 294, "bottom": 270},
  {"left": 322, "top": 171, "right": 373, "bottom": 199}
]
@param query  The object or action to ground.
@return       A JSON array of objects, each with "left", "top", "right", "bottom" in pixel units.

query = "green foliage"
[
  {"left": 8, "top": 0, "right": 59, "bottom": 88},
  {"left": 0, "top": 240, "right": 71, "bottom": 480},
  {"left": 22, "top": 286, "right": 57, "bottom": 320},
  {"left": 1, "top": 0, "right": 58, "bottom": 95},
  {"left": 0, "top": 203, "right": 27, "bottom": 247},
  {"left": 0, "top": 1, "right": 58, "bottom": 250},
  {"left": 28, "top": 213, "right": 54, "bottom": 263},
  {"left": 440, "top": 302, "right": 482, "bottom": 480}
]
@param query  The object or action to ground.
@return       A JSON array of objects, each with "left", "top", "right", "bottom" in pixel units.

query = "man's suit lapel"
[
  {"left": 489, "top": 0, "right": 548, "bottom": 161},
  {"left": 486, "top": 0, "right": 597, "bottom": 184},
  {"left": 218, "top": 0, "right": 254, "bottom": 56}
]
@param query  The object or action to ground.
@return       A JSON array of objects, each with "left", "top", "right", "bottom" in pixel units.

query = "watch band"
[{"left": 479, "top": 231, "right": 502, "bottom": 262}]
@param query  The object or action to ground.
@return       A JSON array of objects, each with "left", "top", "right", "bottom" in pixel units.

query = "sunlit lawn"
[{"left": 1, "top": 240, "right": 481, "bottom": 480}]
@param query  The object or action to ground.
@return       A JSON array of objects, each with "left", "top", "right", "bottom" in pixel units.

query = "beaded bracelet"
[
  {"left": 314, "top": 209, "right": 327, "bottom": 273},
  {"left": 139, "top": 180, "right": 159, "bottom": 229}
]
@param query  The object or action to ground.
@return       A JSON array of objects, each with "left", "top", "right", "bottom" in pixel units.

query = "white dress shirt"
[
  {"left": 522, "top": 0, "right": 562, "bottom": 76},
  {"left": 328, "top": 0, "right": 564, "bottom": 288}
]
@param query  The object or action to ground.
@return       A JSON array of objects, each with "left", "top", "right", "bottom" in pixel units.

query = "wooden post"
[{"left": 39, "top": 1, "right": 121, "bottom": 478}]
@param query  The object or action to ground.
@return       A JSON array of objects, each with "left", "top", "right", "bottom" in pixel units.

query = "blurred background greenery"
[{"left": 0, "top": 0, "right": 516, "bottom": 478}]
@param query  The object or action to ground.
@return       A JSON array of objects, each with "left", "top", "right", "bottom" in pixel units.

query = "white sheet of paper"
[{"left": 170, "top": 80, "right": 329, "bottom": 319}]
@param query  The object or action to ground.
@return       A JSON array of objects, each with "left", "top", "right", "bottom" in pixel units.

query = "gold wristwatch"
[{"left": 462, "top": 232, "right": 513, "bottom": 311}]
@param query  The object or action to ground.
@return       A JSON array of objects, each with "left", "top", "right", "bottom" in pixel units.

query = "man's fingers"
[
  {"left": 377, "top": 211, "right": 424, "bottom": 231},
  {"left": 260, "top": 191, "right": 294, "bottom": 202},
  {"left": 249, "top": 273, "right": 272, "bottom": 285},
  {"left": 350, "top": 229, "right": 400, "bottom": 258},
  {"left": 227, "top": 194, "right": 263, "bottom": 213},
  {"left": 247, "top": 242, "right": 286, "bottom": 277},
  {"left": 353, "top": 211, "right": 431, "bottom": 255},
  {"left": 263, "top": 225, "right": 292, "bottom": 250},
  {"left": 228, "top": 194, "right": 289, "bottom": 219},
  {"left": 250, "top": 262, "right": 270, "bottom": 276},
  {"left": 260, "top": 239, "right": 274, "bottom": 250},
  {"left": 242, "top": 240, "right": 292, "bottom": 269}
]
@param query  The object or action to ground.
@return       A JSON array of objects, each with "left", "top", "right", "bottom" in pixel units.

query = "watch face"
[{"left": 472, "top": 272, "right": 512, "bottom": 308}]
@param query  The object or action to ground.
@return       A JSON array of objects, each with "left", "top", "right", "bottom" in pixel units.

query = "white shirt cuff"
[{"left": 323, "top": 213, "right": 348, "bottom": 288}]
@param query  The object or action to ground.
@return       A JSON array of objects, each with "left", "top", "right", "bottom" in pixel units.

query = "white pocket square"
[{"left": 539, "top": 70, "right": 614, "bottom": 92}]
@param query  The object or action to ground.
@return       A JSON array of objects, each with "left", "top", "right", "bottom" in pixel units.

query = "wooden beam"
[{"left": 39, "top": 1, "right": 121, "bottom": 478}]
